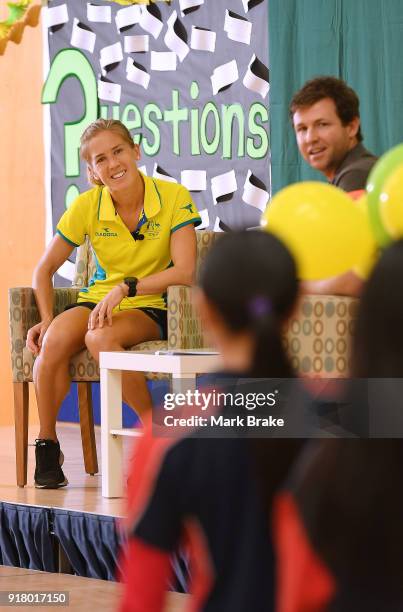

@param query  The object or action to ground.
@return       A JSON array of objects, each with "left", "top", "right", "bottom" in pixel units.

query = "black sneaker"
[{"left": 34, "top": 439, "right": 68, "bottom": 489}]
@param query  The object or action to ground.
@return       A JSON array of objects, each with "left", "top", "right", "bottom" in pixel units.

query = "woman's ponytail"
[{"left": 247, "top": 296, "right": 293, "bottom": 378}]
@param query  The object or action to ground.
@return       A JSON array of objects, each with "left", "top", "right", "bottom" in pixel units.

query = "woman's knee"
[
  {"left": 40, "top": 326, "right": 78, "bottom": 365},
  {"left": 85, "top": 327, "right": 117, "bottom": 356}
]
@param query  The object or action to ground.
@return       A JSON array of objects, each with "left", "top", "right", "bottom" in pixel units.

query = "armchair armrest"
[
  {"left": 283, "top": 294, "right": 359, "bottom": 377},
  {"left": 167, "top": 285, "right": 210, "bottom": 350},
  {"left": 8, "top": 286, "right": 80, "bottom": 383}
]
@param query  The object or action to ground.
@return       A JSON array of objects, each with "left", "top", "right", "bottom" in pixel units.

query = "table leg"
[
  {"left": 101, "top": 367, "right": 123, "bottom": 498},
  {"left": 171, "top": 372, "right": 197, "bottom": 395},
  {"left": 170, "top": 373, "right": 198, "bottom": 422}
]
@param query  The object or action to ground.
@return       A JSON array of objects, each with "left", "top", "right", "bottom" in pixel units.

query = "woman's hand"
[
  {"left": 88, "top": 284, "right": 127, "bottom": 329},
  {"left": 26, "top": 319, "right": 52, "bottom": 356}
]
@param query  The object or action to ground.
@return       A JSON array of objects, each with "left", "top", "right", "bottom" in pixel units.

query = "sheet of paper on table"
[{"left": 155, "top": 349, "right": 219, "bottom": 356}]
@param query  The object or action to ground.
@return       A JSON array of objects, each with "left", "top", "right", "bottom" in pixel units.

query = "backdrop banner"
[{"left": 42, "top": 0, "right": 270, "bottom": 282}]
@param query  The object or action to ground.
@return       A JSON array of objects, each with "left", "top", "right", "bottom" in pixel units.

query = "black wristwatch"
[{"left": 123, "top": 277, "right": 138, "bottom": 297}]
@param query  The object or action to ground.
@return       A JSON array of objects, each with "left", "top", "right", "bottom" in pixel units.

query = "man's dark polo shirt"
[{"left": 331, "top": 142, "right": 378, "bottom": 191}]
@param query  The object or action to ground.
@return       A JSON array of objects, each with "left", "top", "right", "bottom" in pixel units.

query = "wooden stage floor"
[
  {"left": 0, "top": 424, "right": 190, "bottom": 610},
  {"left": 0, "top": 565, "right": 189, "bottom": 611},
  {"left": 0, "top": 423, "right": 137, "bottom": 516}
]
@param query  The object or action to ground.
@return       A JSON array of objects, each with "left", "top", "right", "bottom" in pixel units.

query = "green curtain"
[{"left": 269, "top": 0, "right": 403, "bottom": 193}]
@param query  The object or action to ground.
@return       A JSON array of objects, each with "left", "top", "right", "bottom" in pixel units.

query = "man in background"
[
  {"left": 290, "top": 76, "right": 378, "bottom": 295},
  {"left": 290, "top": 76, "right": 377, "bottom": 191}
]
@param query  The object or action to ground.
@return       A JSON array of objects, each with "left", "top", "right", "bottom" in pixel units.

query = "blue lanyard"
[{"left": 131, "top": 209, "right": 147, "bottom": 240}]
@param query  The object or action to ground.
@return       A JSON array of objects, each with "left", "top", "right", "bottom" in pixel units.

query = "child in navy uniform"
[{"left": 120, "top": 231, "right": 305, "bottom": 612}]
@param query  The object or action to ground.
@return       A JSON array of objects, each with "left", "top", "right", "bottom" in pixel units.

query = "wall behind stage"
[
  {"left": 269, "top": 0, "right": 403, "bottom": 193},
  {"left": 0, "top": 20, "right": 44, "bottom": 426}
]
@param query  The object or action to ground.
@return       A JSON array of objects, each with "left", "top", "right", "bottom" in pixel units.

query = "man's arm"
[{"left": 301, "top": 270, "right": 364, "bottom": 297}]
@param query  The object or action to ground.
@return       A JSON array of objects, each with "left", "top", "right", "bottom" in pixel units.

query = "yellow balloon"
[
  {"left": 261, "top": 182, "right": 375, "bottom": 280},
  {"left": 379, "top": 164, "right": 403, "bottom": 240}
]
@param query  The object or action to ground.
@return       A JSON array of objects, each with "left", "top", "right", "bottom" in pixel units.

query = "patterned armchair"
[
  {"left": 9, "top": 227, "right": 358, "bottom": 487},
  {"left": 9, "top": 230, "right": 219, "bottom": 487}
]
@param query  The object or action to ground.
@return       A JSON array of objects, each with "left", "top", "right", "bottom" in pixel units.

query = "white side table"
[{"left": 100, "top": 350, "right": 221, "bottom": 498}]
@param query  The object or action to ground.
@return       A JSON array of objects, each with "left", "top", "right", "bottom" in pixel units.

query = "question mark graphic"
[
  {"left": 42, "top": 49, "right": 98, "bottom": 205},
  {"left": 42, "top": 49, "right": 98, "bottom": 280}
]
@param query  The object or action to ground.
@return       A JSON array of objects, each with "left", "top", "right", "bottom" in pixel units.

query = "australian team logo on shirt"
[
  {"left": 144, "top": 219, "right": 161, "bottom": 239},
  {"left": 95, "top": 227, "right": 118, "bottom": 237}
]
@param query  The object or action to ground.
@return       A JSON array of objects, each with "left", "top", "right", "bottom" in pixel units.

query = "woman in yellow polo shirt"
[{"left": 26, "top": 118, "right": 200, "bottom": 489}]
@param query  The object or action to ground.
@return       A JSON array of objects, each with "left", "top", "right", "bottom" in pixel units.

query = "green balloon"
[{"left": 367, "top": 143, "right": 403, "bottom": 247}]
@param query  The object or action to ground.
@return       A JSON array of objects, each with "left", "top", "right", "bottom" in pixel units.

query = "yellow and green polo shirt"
[{"left": 56, "top": 173, "right": 201, "bottom": 310}]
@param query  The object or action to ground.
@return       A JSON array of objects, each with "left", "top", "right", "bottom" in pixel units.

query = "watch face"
[{"left": 125, "top": 277, "right": 138, "bottom": 297}]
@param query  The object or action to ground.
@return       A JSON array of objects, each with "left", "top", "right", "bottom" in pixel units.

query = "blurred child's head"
[
  {"left": 352, "top": 239, "right": 403, "bottom": 377},
  {"left": 197, "top": 231, "right": 298, "bottom": 376}
]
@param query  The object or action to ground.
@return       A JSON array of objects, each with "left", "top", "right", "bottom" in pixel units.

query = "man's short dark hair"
[{"left": 289, "top": 76, "right": 363, "bottom": 142}]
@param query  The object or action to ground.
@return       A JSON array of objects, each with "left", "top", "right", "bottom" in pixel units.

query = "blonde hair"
[{"left": 80, "top": 119, "right": 135, "bottom": 186}]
